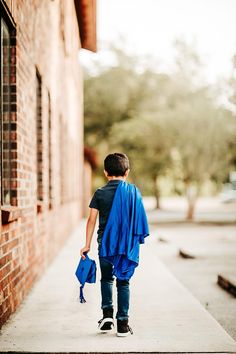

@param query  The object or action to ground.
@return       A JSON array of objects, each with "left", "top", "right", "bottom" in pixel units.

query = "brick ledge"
[{"left": 1, "top": 206, "right": 21, "bottom": 225}]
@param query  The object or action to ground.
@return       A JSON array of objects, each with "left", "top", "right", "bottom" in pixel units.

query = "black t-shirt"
[{"left": 89, "top": 179, "right": 121, "bottom": 245}]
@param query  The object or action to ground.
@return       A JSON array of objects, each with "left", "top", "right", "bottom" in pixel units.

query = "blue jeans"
[{"left": 99, "top": 257, "right": 130, "bottom": 321}]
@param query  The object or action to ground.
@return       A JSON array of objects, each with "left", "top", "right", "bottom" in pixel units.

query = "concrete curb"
[
  {"left": 218, "top": 274, "right": 236, "bottom": 298},
  {"left": 179, "top": 248, "right": 196, "bottom": 259}
]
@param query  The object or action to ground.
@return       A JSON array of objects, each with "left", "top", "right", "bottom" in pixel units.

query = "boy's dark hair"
[{"left": 104, "top": 153, "right": 130, "bottom": 177}]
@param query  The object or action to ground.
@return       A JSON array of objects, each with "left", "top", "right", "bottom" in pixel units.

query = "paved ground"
[
  {"left": 0, "top": 221, "right": 236, "bottom": 353},
  {"left": 153, "top": 223, "right": 236, "bottom": 341},
  {"left": 145, "top": 196, "right": 236, "bottom": 224}
]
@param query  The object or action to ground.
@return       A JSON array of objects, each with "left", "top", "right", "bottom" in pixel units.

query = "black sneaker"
[
  {"left": 117, "top": 319, "right": 133, "bottom": 337},
  {"left": 98, "top": 308, "right": 114, "bottom": 332}
]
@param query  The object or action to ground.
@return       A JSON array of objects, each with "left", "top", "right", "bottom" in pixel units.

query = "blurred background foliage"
[{"left": 83, "top": 40, "right": 236, "bottom": 219}]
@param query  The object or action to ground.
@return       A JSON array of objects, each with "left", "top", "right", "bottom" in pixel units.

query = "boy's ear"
[
  {"left": 104, "top": 170, "right": 109, "bottom": 178},
  {"left": 125, "top": 169, "right": 130, "bottom": 178}
]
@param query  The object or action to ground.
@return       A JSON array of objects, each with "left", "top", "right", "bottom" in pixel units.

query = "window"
[
  {"left": 0, "top": 14, "right": 16, "bottom": 207},
  {"left": 48, "top": 91, "right": 53, "bottom": 208},
  {"left": 36, "top": 71, "right": 43, "bottom": 202}
]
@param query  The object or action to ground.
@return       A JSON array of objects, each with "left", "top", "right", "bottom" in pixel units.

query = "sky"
[{"left": 80, "top": 0, "right": 236, "bottom": 84}]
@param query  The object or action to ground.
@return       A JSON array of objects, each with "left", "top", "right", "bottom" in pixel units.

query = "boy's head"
[{"left": 104, "top": 153, "right": 130, "bottom": 178}]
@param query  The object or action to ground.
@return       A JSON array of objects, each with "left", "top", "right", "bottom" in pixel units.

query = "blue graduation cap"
[{"left": 75, "top": 254, "right": 96, "bottom": 303}]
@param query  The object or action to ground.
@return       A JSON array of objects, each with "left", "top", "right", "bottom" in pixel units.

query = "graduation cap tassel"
[{"left": 79, "top": 285, "right": 86, "bottom": 303}]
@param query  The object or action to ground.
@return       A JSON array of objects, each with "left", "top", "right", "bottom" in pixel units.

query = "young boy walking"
[{"left": 80, "top": 153, "right": 149, "bottom": 337}]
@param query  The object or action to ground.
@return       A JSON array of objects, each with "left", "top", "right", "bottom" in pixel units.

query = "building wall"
[
  {"left": 83, "top": 160, "right": 92, "bottom": 217},
  {"left": 0, "top": 0, "right": 84, "bottom": 326}
]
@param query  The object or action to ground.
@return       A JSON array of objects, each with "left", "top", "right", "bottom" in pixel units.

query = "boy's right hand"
[{"left": 80, "top": 246, "right": 90, "bottom": 260}]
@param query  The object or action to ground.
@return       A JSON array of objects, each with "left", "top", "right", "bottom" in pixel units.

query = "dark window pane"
[
  {"left": 48, "top": 92, "right": 53, "bottom": 207},
  {"left": 36, "top": 72, "right": 43, "bottom": 201},
  {"left": 1, "top": 18, "right": 11, "bottom": 205}
]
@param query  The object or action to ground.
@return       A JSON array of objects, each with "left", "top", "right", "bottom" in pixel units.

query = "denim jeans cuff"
[
  {"left": 116, "top": 315, "right": 129, "bottom": 321},
  {"left": 102, "top": 305, "right": 113, "bottom": 310}
]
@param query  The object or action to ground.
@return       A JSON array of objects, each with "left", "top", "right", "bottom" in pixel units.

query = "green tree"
[
  {"left": 109, "top": 113, "right": 172, "bottom": 208},
  {"left": 84, "top": 50, "right": 174, "bottom": 207},
  {"left": 84, "top": 50, "right": 146, "bottom": 146},
  {"left": 228, "top": 54, "right": 236, "bottom": 170},
  {"left": 169, "top": 40, "right": 235, "bottom": 219},
  {"left": 84, "top": 43, "right": 235, "bottom": 219},
  {"left": 171, "top": 92, "right": 233, "bottom": 219}
]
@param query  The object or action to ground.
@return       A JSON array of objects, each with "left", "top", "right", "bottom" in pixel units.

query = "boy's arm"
[{"left": 80, "top": 208, "right": 98, "bottom": 259}]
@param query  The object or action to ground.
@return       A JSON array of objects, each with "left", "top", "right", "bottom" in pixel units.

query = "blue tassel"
[{"left": 80, "top": 285, "right": 86, "bottom": 303}]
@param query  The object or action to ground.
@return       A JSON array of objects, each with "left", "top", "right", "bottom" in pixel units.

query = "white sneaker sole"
[
  {"left": 98, "top": 318, "right": 114, "bottom": 333},
  {"left": 116, "top": 331, "right": 130, "bottom": 337}
]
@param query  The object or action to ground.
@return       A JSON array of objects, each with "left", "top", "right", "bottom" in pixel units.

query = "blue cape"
[{"left": 99, "top": 181, "right": 149, "bottom": 280}]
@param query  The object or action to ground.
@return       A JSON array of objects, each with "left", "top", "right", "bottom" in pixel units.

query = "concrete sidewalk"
[{"left": 0, "top": 221, "right": 236, "bottom": 353}]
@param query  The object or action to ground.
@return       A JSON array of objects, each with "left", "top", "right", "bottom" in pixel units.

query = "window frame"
[
  {"left": 36, "top": 69, "right": 43, "bottom": 208},
  {"left": 0, "top": 3, "right": 19, "bottom": 224},
  {"left": 0, "top": 5, "right": 16, "bottom": 209},
  {"left": 48, "top": 91, "right": 53, "bottom": 209}
]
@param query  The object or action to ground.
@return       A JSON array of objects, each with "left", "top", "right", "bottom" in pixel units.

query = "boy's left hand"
[{"left": 80, "top": 246, "right": 90, "bottom": 260}]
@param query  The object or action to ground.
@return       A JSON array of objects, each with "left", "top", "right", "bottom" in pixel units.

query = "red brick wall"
[
  {"left": 0, "top": 0, "right": 84, "bottom": 327},
  {"left": 83, "top": 161, "right": 92, "bottom": 217}
]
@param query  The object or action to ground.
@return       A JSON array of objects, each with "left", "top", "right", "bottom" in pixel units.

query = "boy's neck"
[{"left": 107, "top": 176, "right": 126, "bottom": 181}]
